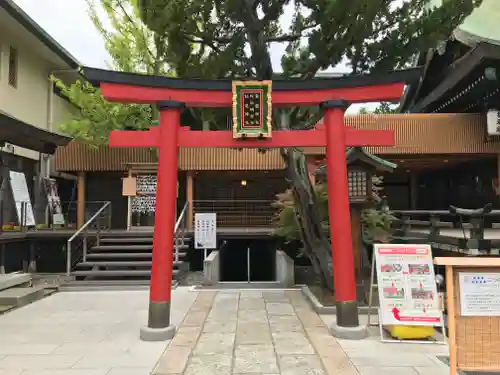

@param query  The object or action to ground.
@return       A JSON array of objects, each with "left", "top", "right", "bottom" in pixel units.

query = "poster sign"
[
  {"left": 374, "top": 244, "right": 441, "bottom": 326},
  {"left": 459, "top": 273, "right": 500, "bottom": 316},
  {"left": 9, "top": 171, "right": 36, "bottom": 226},
  {"left": 42, "top": 178, "right": 65, "bottom": 226},
  {"left": 194, "top": 213, "right": 217, "bottom": 249}
]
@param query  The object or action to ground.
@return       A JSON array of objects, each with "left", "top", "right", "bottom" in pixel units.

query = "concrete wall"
[
  {"left": 203, "top": 251, "right": 219, "bottom": 284},
  {"left": 275, "top": 250, "right": 295, "bottom": 287}
]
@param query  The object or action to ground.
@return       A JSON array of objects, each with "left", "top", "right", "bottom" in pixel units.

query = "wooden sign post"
[{"left": 434, "top": 257, "right": 500, "bottom": 375}]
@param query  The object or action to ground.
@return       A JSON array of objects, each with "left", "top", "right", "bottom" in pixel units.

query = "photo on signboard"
[
  {"left": 383, "top": 287, "right": 405, "bottom": 299},
  {"left": 380, "top": 264, "right": 402, "bottom": 273},
  {"left": 411, "top": 288, "right": 434, "bottom": 300},
  {"left": 408, "top": 264, "right": 431, "bottom": 275}
]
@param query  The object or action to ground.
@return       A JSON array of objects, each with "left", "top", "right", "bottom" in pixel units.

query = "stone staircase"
[
  {"left": 62, "top": 232, "right": 190, "bottom": 290},
  {"left": 0, "top": 273, "right": 55, "bottom": 314}
]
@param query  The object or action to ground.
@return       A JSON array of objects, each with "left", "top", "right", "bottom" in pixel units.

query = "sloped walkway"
[{"left": 153, "top": 290, "right": 359, "bottom": 375}]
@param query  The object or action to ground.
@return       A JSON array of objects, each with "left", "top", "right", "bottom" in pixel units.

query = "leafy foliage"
[
  {"left": 274, "top": 185, "right": 330, "bottom": 242},
  {"left": 55, "top": 0, "right": 173, "bottom": 143},
  {"left": 53, "top": 78, "right": 152, "bottom": 144},
  {"left": 274, "top": 176, "right": 397, "bottom": 252},
  {"left": 140, "top": 0, "right": 481, "bottom": 80},
  {"left": 359, "top": 102, "right": 398, "bottom": 114}
]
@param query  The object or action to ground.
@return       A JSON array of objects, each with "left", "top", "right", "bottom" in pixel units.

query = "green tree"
[
  {"left": 137, "top": 0, "right": 480, "bottom": 291},
  {"left": 275, "top": 176, "right": 396, "bottom": 245},
  {"left": 54, "top": 0, "right": 171, "bottom": 142},
  {"left": 360, "top": 102, "right": 398, "bottom": 114}
]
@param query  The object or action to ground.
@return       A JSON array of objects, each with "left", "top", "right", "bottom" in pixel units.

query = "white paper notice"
[
  {"left": 374, "top": 244, "right": 441, "bottom": 326},
  {"left": 194, "top": 213, "right": 217, "bottom": 249},
  {"left": 9, "top": 171, "right": 36, "bottom": 227},
  {"left": 459, "top": 273, "right": 500, "bottom": 316}
]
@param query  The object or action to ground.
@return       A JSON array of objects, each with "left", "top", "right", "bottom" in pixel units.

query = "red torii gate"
[{"left": 82, "top": 67, "right": 420, "bottom": 341}]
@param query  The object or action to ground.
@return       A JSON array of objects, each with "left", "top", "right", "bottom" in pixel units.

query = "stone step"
[
  {"left": 72, "top": 269, "right": 181, "bottom": 278},
  {"left": 87, "top": 252, "right": 153, "bottom": 259},
  {"left": 92, "top": 244, "right": 189, "bottom": 251},
  {"left": 92, "top": 245, "right": 153, "bottom": 251},
  {"left": 86, "top": 252, "right": 187, "bottom": 259},
  {"left": 99, "top": 231, "right": 153, "bottom": 238},
  {"left": 0, "top": 273, "right": 31, "bottom": 292},
  {"left": 0, "top": 304, "right": 15, "bottom": 314},
  {"left": 77, "top": 260, "right": 183, "bottom": 268},
  {"left": 99, "top": 237, "right": 153, "bottom": 243},
  {"left": 0, "top": 286, "right": 45, "bottom": 307},
  {"left": 73, "top": 269, "right": 154, "bottom": 277},
  {"left": 99, "top": 237, "right": 191, "bottom": 243},
  {"left": 59, "top": 279, "right": 178, "bottom": 291},
  {"left": 76, "top": 261, "right": 153, "bottom": 268}
]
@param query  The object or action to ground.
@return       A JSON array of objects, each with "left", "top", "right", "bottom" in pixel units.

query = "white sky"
[{"left": 12, "top": 0, "right": 374, "bottom": 112}]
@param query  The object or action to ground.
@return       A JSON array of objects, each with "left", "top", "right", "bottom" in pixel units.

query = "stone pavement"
[
  {"left": 320, "top": 315, "right": 450, "bottom": 375},
  {"left": 154, "top": 289, "right": 452, "bottom": 375},
  {"left": 0, "top": 288, "right": 197, "bottom": 375},
  {"left": 0, "top": 287, "right": 453, "bottom": 375}
]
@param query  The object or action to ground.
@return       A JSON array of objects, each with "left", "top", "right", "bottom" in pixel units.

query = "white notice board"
[
  {"left": 374, "top": 244, "right": 441, "bottom": 326},
  {"left": 459, "top": 273, "right": 500, "bottom": 316},
  {"left": 9, "top": 171, "right": 36, "bottom": 226},
  {"left": 194, "top": 213, "right": 217, "bottom": 249}
]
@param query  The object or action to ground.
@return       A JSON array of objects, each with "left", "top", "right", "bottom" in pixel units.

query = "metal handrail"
[
  {"left": 175, "top": 202, "right": 189, "bottom": 232},
  {"left": 66, "top": 201, "right": 112, "bottom": 276},
  {"left": 174, "top": 202, "right": 189, "bottom": 263}
]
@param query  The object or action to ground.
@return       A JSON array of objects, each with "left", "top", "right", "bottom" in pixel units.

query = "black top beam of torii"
[{"left": 80, "top": 66, "right": 423, "bottom": 92}]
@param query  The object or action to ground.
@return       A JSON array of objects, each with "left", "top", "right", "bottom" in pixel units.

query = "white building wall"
[{"left": 0, "top": 27, "right": 75, "bottom": 160}]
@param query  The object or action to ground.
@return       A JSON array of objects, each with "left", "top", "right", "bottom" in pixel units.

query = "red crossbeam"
[
  {"left": 101, "top": 82, "right": 405, "bottom": 107},
  {"left": 109, "top": 127, "right": 394, "bottom": 148}
]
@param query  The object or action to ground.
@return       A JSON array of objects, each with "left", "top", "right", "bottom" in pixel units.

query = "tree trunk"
[
  {"left": 281, "top": 148, "right": 333, "bottom": 291},
  {"left": 243, "top": 11, "right": 334, "bottom": 292}
]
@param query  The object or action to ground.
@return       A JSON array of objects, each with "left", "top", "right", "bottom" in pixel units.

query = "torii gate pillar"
[
  {"left": 139, "top": 101, "right": 183, "bottom": 341},
  {"left": 322, "top": 100, "right": 361, "bottom": 336}
]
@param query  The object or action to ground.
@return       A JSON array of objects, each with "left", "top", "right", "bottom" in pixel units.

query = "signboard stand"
[
  {"left": 42, "top": 178, "right": 65, "bottom": 226},
  {"left": 434, "top": 257, "right": 500, "bottom": 375},
  {"left": 367, "top": 244, "right": 446, "bottom": 344},
  {"left": 194, "top": 213, "right": 217, "bottom": 259}
]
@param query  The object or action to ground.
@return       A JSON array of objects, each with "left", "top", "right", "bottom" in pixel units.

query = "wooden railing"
[
  {"left": 193, "top": 200, "right": 275, "bottom": 227},
  {"left": 392, "top": 208, "right": 500, "bottom": 255}
]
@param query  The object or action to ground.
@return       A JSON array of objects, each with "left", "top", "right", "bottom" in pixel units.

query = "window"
[{"left": 8, "top": 46, "right": 18, "bottom": 88}]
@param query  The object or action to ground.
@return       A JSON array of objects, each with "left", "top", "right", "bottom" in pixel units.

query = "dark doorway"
[{"left": 220, "top": 239, "right": 276, "bottom": 282}]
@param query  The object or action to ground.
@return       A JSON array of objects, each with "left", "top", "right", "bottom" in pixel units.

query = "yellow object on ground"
[{"left": 386, "top": 325, "right": 434, "bottom": 340}]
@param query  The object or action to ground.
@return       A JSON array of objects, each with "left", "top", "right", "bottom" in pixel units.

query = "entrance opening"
[{"left": 220, "top": 239, "right": 276, "bottom": 282}]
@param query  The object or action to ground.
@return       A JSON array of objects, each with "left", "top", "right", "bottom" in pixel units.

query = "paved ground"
[
  {"left": 0, "top": 289, "right": 197, "bottom": 375},
  {"left": 0, "top": 288, "right": 452, "bottom": 375},
  {"left": 153, "top": 290, "right": 451, "bottom": 375},
  {"left": 320, "top": 314, "right": 450, "bottom": 375}
]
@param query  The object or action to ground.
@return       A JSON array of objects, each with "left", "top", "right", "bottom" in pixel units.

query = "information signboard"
[
  {"left": 374, "top": 244, "right": 441, "bottom": 326},
  {"left": 9, "top": 171, "right": 36, "bottom": 227},
  {"left": 459, "top": 272, "right": 500, "bottom": 316},
  {"left": 194, "top": 213, "right": 217, "bottom": 250}
]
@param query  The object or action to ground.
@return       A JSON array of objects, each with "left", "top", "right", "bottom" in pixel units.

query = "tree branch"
[
  {"left": 116, "top": 0, "right": 156, "bottom": 60},
  {"left": 181, "top": 33, "right": 223, "bottom": 53}
]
